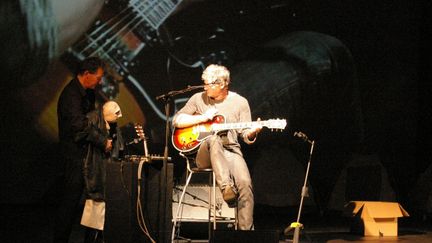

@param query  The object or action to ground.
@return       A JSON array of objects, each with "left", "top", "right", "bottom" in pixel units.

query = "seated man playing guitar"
[{"left": 172, "top": 64, "right": 262, "bottom": 230}]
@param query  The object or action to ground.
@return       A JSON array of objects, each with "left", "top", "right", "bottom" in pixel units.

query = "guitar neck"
[
  {"left": 211, "top": 121, "right": 266, "bottom": 131},
  {"left": 129, "top": 0, "right": 183, "bottom": 30}
]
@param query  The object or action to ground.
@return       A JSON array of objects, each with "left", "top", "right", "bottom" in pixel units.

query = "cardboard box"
[{"left": 345, "top": 201, "right": 409, "bottom": 236}]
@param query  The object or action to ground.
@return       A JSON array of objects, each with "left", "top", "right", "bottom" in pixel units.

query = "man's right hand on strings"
[{"left": 202, "top": 107, "right": 218, "bottom": 121}]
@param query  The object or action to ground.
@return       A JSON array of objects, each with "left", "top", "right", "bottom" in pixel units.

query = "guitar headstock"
[
  {"left": 134, "top": 124, "right": 145, "bottom": 139},
  {"left": 264, "top": 118, "right": 287, "bottom": 132}
]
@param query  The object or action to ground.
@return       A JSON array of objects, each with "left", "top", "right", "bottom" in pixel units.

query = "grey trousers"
[{"left": 195, "top": 135, "right": 254, "bottom": 230}]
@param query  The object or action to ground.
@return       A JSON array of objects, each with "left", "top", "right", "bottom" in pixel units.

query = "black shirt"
[{"left": 57, "top": 78, "right": 95, "bottom": 158}]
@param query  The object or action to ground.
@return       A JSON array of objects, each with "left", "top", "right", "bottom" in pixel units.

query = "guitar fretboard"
[
  {"left": 211, "top": 120, "right": 284, "bottom": 131},
  {"left": 129, "top": 0, "right": 182, "bottom": 30}
]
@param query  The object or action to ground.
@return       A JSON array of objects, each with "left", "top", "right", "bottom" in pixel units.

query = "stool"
[{"left": 171, "top": 152, "right": 217, "bottom": 242}]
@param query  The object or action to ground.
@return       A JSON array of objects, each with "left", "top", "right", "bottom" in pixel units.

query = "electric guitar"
[{"left": 172, "top": 115, "right": 287, "bottom": 153}]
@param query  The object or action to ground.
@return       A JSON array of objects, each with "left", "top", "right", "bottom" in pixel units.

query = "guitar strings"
[
  {"left": 75, "top": 10, "right": 144, "bottom": 74},
  {"left": 79, "top": 0, "right": 180, "bottom": 56},
  {"left": 96, "top": 1, "right": 180, "bottom": 54},
  {"left": 74, "top": 6, "right": 133, "bottom": 52},
  {"left": 88, "top": 10, "right": 144, "bottom": 57},
  {"left": 86, "top": 6, "right": 132, "bottom": 40},
  {"left": 80, "top": 6, "right": 141, "bottom": 55}
]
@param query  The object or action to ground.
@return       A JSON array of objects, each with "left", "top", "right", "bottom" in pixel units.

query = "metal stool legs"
[{"left": 171, "top": 155, "right": 217, "bottom": 242}]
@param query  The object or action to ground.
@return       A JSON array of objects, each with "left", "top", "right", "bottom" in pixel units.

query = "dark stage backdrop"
[{"left": 0, "top": 0, "right": 430, "bottom": 219}]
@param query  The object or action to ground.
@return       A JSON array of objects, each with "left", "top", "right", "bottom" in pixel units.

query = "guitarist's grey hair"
[{"left": 201, "top": 64, "right": 230, "bottom": 85}]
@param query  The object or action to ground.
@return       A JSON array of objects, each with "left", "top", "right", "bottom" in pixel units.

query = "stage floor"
[{"left": 0, "top": 203, "right": 431, "bottom": 243}]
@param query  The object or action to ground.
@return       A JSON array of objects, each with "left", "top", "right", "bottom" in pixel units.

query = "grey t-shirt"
[{"left": 174, "top": 91, "right": 253, "bottom": 149}]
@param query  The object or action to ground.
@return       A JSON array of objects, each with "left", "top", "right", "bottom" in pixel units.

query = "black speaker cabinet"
[
  {"left": 105, "top": 159, "right": 173, "bottom": 243},
  {"left": 211, "top": 230, "right": 280, "bottom": 243}
]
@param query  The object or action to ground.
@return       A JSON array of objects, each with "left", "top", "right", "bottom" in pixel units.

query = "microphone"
[
  {"left": 189, "top": 84, "right": 206, "bottom": 88},
  {"left": 294, "top": 131, "right": 309, "bottom": 142}
]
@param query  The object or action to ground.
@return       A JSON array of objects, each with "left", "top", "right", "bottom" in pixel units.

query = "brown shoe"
[{"left": 222, "top": 185, "right": 236, "bottom": 205}]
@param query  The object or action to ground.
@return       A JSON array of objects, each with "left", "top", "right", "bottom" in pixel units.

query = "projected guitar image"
[
  {"left": 67, "top": 0, "right": 184, "bottom": 120},
  {"left": 172, "top": 115, "right": 287, "bottom": 153}
]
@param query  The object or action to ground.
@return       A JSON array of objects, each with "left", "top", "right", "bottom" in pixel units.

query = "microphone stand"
[
  {"left": 155, "top": 85, "right": 205, "bottom": 101},
  {"left": 156, "top": 84, "right": 204, "bottom": 168},
  {"left": 284, "top": 132, "right": 315, "bottom": 243},
  {"left": 155, "top": 84, "right": 204, "bottom": 242}
]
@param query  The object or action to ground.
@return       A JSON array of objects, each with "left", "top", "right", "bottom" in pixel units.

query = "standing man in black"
[{"left": 54, "top": 57, "right": 110, "bottom": 243}]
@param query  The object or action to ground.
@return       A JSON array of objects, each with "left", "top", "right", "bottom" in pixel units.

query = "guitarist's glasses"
[{"left": 203, "top": 80, "right": 223, "bottom": 88}]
